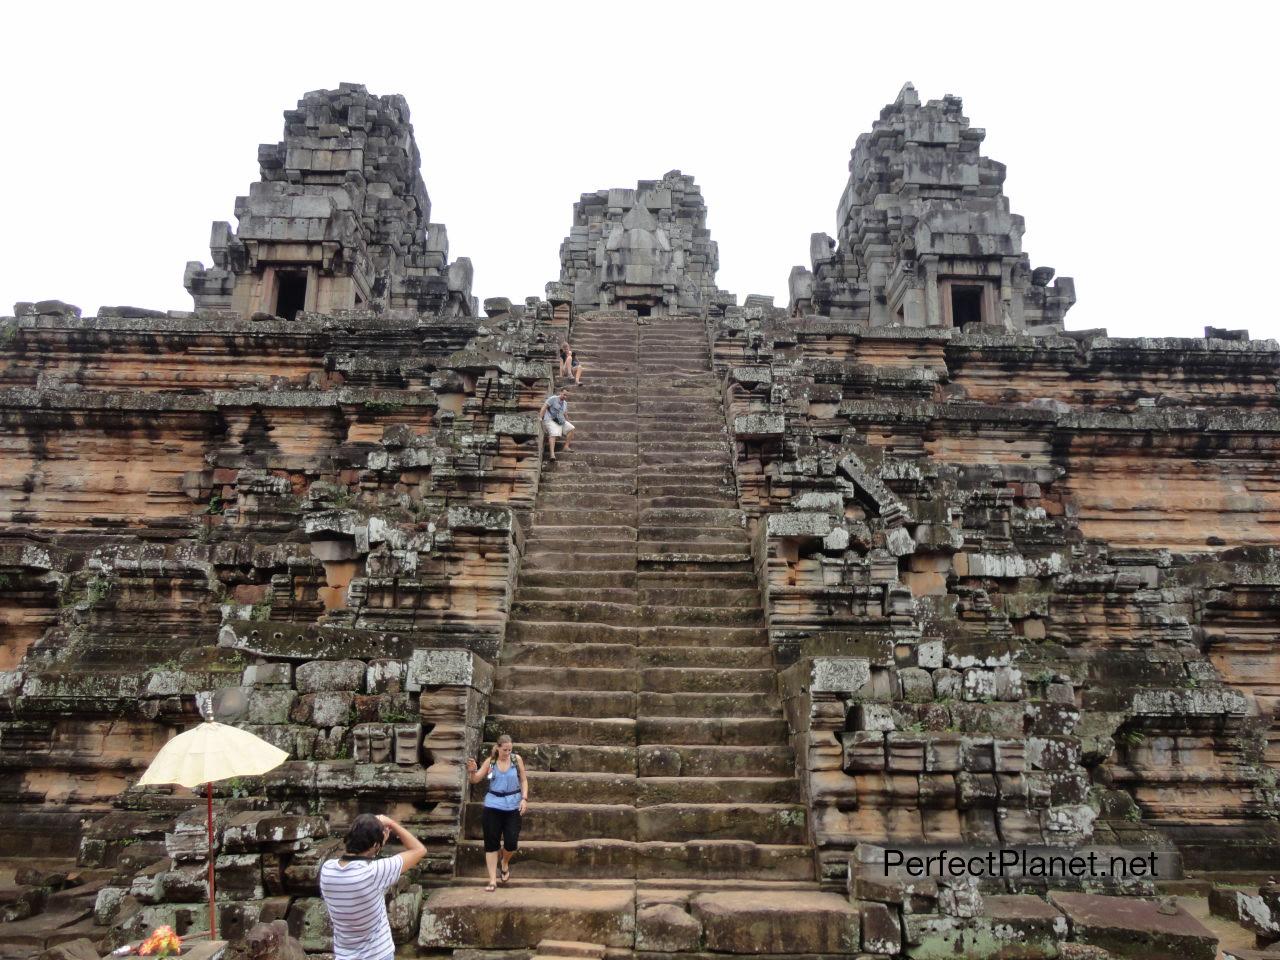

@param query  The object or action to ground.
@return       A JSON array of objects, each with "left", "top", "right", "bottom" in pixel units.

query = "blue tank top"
[{"left": 483, "top": 760, "right": 521, "bottom": 811}]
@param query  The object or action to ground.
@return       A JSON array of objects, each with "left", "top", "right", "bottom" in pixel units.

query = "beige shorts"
[{"left": 544, "top": 417, "right": 575, "bottom": 438}]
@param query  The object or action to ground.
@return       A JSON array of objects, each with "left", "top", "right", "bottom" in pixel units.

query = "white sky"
[{"left": 3, "top": 1, "right": 1278, "bottom": 338}]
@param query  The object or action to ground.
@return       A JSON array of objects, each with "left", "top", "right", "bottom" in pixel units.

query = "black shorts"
[{"left": 481, "top": 806, "right": 521, "bottom": 853}]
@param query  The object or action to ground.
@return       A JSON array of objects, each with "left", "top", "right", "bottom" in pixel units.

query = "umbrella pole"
[{"left": 207, "top": 781, "right": 216, "bottom": 940}]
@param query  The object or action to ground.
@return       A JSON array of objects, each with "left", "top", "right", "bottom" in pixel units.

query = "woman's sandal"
[
  {"left": 499, "top": 865, "right": 511, "bottom": 885},
  {"left": 485, "top": 881, "right": 497, "bottom": 892}
]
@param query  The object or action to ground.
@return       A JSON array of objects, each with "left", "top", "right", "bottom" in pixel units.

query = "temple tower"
[
  {"left": 789, "top": 83, "right": 1076, "bottom": 333},
  {"left": 558, "top": 170, "right": 730, "bottom": 315},
  {"left": 184, "top": 83, "right": 474, "bottom": 318}
]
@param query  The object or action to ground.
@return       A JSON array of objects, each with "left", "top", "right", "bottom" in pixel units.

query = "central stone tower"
[{"left": 558, "top": 170, "right": 730, "bottom": 316}]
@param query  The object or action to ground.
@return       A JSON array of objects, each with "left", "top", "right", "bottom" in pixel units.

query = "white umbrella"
[{"left": 137, "top": 721, "right": 289, "bottom": 940}]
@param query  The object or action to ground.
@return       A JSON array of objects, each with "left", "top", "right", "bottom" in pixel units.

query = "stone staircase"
[
  {"left": 466, "top": 310, "right": 809, "bottom": 880},
  {"left": 421, "top": 312, "right": 859, "bottom": 952}
]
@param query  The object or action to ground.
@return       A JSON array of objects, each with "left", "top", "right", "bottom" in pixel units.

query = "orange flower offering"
[{"left": 138, "top": 925, "right": 181, "bottom": 957}]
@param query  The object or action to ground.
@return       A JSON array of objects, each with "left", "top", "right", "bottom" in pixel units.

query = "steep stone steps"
[{"left": 478, "top": 310, "right": 810, "bottom": 894}]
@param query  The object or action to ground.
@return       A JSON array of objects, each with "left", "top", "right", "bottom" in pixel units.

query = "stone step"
[
  {"left": 638, "top": 558, "right": 756, "bottom": 575},
  {"left": 639, "top": 645, "right": 773, "bottom": 669},
  {"left": 535, "top": 940, "right": 607, "bottom": 960},
  {"left": 639, "top": 716, "right": 789, "bottom": 746},
  {"left": 455, "top": 838, "right": 816, "bottom": 881},
  {"left": 535, "top": 494, "right": 638, "bottom": 509},
  {"left": 463, "top": 801, "right": 808, "bottom": 844},
  {"left": 497, "top": 666, "right": 636, "bottom": 691},
  {"left": 493, "top": 666, "right": 774, "bottom": 695},
  {"left": 515, "top": 585, "right": 759, "bottom": 608},
  {"left": 487, "top": 715, "right": 636, "bottom": 746},
  {"left": 631, "top": 803, "right": 806, "bottom": 844},
  {"left": 521, "top": 553, "right": 637, "bottom": 573},
  {"left": 526, "top": 524, "right": 639, "bottom": 540},
  {"left": 517, "top": 587, "right": 638, "bottom": 605},
  {"left": 634, "top": 571, "right": 759, "bottom": 588},
  {"left": 634, "top": 542, "right": 751, "bottom": 559},
  {"left": 504, "top": 621, "right": 767, "bottom": 647},
  {"left": 523, "top": 539, "right": 637, "bottom": 556},
  {"left": 639, "top": 692, "right": 779, "bottom": 718},
  {"left": 639, "top": 496, "right": 734, "bottom": 509},
  {"left": 640, "top": 508, "right": 744, "bottom": 526},
  {"left": 534, "top": 510, "right": 643, "bottom": 526},
  {"left": 509, "top": 600, "right": 762, "bottom": 626},
  {"left": 419, "top": 886, "right": 633, "bottom": 949},
  {"left": 490, "top": 690, "right": 777, "bottom": 720},
  {"left": 509, "top": 743, "right": 635, "bottom": 774},
  {"left": 486, "top": 715, "right": 789, "bottom": 749},
  {"left": 520, "top": 571, "right": 638, "bottom": 589},
  {"left": 634, "top": 587, "right": 758, "bottom": 607},
  {"left": 522, "top": 771, "right": 799, "bottom": 805},
  {"left": 637, "top": 776, "right": 800, "bottom": 805},
  {"left": 641, "top": 667, "right": 774, "bottom": 694},
  {"left": 500, "top": 642, "right": 772, "bottom": 670},
  {"left": 521, "top": 569, "right": 754, "bottom": 593}
]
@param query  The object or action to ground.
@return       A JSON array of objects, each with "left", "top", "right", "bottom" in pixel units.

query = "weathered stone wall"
[
  {"left": 709, "top": 296, "right": 1280, "bottom": 890},
  {"left": 0, "top": 290, "right": 563, "bottom": 942}
]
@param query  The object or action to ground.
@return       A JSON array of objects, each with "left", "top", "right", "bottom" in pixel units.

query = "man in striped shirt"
[{"left": 319, "top": 814, "right": 426, "bottom": 960}]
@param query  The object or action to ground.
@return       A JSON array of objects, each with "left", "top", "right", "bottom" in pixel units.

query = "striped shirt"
[{"left": 319, "top": 855, "right": 403, "bottom": 960}]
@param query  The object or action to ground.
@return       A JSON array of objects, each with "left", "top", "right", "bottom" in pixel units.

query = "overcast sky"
[{"left": 4, "top": 1, "right": 1277, "bottom": 338}]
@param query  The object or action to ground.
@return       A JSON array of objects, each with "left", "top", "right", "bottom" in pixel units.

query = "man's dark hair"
[{"left": 344, "top": 813, "right": 385, "bottom": 854}]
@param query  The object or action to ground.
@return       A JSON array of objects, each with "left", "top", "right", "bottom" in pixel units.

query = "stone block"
[
  {"left": 419, "top": 887, "right": 635, "bottom": 948},
  {"left": 285, "top": 896, "right": 331, "bottom": 951},
  {"left": 811, "top": 657, "right": 871, "bottom": 695},
  {"left": 899, "top": 666, "right": 934, "bottom": 702},
  {"left": 859, "top": 899, "right": 902, "bottom": 954},
  {"left": 933, "top": 668, "right": 962, "bottom": 699},
  {"left": 636, "top": 902, "right": 702, "bottom": 952},
  {"left": 690, "top": 890, "right": 860, "bottom": 954},
  {"left": 1048, "top": 892, "right": 1217, "bottom": 960},
  {"left": 979, "top": 895, "right": 1069, "bottom": 956},
  {"left": 366, "top": 659, "right": 406, "bottom": 694},
  {"left": 352, "top": 723, "right": 391, "bottom": 763},
  {"left": 216, "top": 853, "right": 265, "bottom": 900},
  {"left": 394, "top": 722, "right": 423, "bottom": 764},
  {"left": 246, "top": 689, "right": 297, "bottom": 724},
  {"left": 389, "top": 885, "right": 423, "bottom": 944},
  {"left": 407, "top": 648, "right": 478, "bottom": 690},
  {"left": 295, "top": 659, "right": 365, "bottom": 693},
  {"left": 887, "top": 733, "right": 926, "bottom": 772},
  {"left": 291, "top": 691, "right": 355, "bottom": 727},
  {"left": 842, "top": 730, "right": 887, "bottom": 772},
  {"left": 243, "top": 662, "right": 292, "bottom": 686}
]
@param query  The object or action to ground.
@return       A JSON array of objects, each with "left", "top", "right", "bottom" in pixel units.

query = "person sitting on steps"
[
  {"left": 565, "top": 346, "right": 583, "bottom": 385},
  {"left": 538, "top": 386, "right": 575, "bottom": 461},
  {"left": 466, "top": 734, "right": 528, "bottom": 892}
]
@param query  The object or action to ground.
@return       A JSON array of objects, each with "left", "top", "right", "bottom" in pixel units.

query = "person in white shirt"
[
  {"left": 538, "top": 388, "right": 576, "bottom": 461},
  {"left": 319, "top": 814, "right": 426, "bottom": 960}
]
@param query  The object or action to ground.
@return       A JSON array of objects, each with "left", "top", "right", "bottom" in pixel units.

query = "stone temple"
[{"left": 1, "top": 82, "right": 1279, "bottom": 960}]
